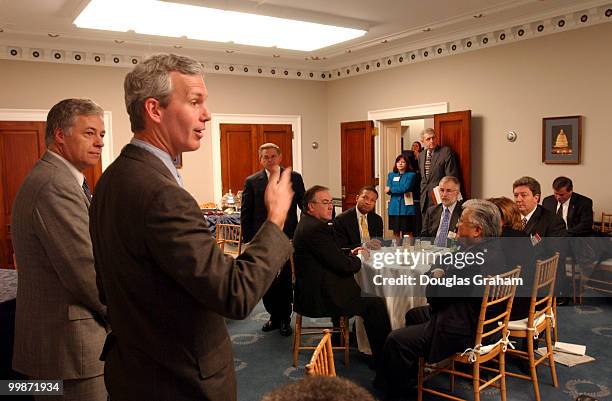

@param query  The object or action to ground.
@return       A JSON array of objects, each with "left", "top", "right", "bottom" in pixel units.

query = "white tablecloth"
[{"left": 355, "top": 246, "right": 445, "bottom": 354}]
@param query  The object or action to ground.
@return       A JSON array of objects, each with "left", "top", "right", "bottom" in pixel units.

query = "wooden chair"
[
  {"left": 601, "top": 212, "right": 612, "bottom": 234},
  {"left": 506, "top": 253, "right": 559, "bottom": 401},
  {"left": 418, "top": 267, "right": 522, "bottom": 401},
  {"left": 305, "top": 329, "right": 336, "bottom": 377},
  {"left": 291, "top": 255, "right": 350, "bottom": 368},
  {"left": 579, "top": 258, "right": 612, "bottom": 300},
  {"left": 215, "top": 223, "right": 242, "bottom": 256}
]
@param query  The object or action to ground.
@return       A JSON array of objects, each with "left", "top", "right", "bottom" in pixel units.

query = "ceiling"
[{"left": 1, "top": 0, "right": 611, "bottom": 79}]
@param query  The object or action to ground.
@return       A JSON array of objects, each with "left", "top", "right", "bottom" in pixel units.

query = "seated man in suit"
[
  {"left": 334, "top": 185, "right": 383, "bottom": 250},
  {"left": 513, "top": 176, "right": 569, "bottom": 304},
  {"left": 375, "top": 200, "right": 507, "bottom": 398},
  {"left": 420, "top": 176, "right": 462, "bottom": 246},
  {"left": 293, "top": 185, "right": 391, "bottom": 362},
  {"left": 542, "top": 176, "right": 593, "bottom": 237}
]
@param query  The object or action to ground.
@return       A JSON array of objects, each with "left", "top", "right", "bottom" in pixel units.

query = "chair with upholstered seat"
[
  {"left": 305, "top": 329, "right": 336, "bottom": 377},
  {"left": 418, "top": 267, "right": 522, "bottom": 401},
  {"left": 506, "top": 253, "right": 559, "bottom": 401},
  {"left": 215, "top": 223, "right": 242, "bottom": 256}
]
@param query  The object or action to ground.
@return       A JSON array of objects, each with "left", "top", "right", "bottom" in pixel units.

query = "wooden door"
[
  {"left": 434, "top": 110, "right": 471, "bottom": 199},
  {"left": 220, "top": 124, "right": 258, "bottom": 195},
  {"left": 0, "top": 120, "right": 103, "bottom": 269},
  {"left": 260, "top": 124, "right": 293, "bottom": 168},
  {"left": 220, "top": 123, "right": 293, "bottom": 195},
  {"left": 341, "top": 120, "right": 374, "bottom": 211},
  {"left": 0, "top": 121, "right": 45, "bottom": 269}
]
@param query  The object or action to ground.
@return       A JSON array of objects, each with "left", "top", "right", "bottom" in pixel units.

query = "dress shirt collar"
[
  {"left": 47, "top": 150, "right": 85, "bottom": 188},
  {"left": 558, "top": 198, "right": 570, "bottom": 224},
  {"left": 443, "top": 201, "right": 457, "bottom": 215},
  {"left": 522, "top": 207, "right": 536, "bottom": 223},
  {"left": 130, "top": 138, "right": 183, "bottom": 187}
]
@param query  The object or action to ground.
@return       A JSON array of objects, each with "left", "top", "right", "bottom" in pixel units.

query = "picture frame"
[
  {"left": 172, "top": 153, "right": 183, "bottom": 169},
  {"left": 542, "top": 115, "right": 582, "bottom": 164}
]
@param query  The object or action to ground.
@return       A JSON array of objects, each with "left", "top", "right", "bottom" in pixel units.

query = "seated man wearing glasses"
[
  {"left": 375, "top": 200, "right": 508, "bottom": 399},
  {"left": 292, "top": 185, "right": 391, "bottom": 363},
  {"left": 420, "top": 176, "right": 463, "bottom": 247}
]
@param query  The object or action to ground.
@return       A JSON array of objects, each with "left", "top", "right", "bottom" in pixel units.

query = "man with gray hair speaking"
[{"left": 89, "top": 54, "right": 295, "bottom": 401}]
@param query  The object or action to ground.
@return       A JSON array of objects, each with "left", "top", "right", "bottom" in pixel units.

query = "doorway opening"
[{"left": 368, "top": 102, "right": 448, "bottom": 236}]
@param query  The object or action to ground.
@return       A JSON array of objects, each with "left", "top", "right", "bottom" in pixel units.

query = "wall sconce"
[
  {"left": 311, "top": 141, "right": 319, "bottom": 149},
  {"left": 506, "top": 131, "right": 517, "bottom": 142}
]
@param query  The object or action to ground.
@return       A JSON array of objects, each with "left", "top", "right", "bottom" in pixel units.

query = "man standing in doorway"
[
  {"left": 418, "top": 128, "right": 459, "bottom": 214},
  {"left": 241, "top": 143, "right": 305, "bottom": 336}
]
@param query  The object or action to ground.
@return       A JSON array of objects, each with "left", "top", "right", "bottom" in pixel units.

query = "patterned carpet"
[{"left": 231, "top": 298, "right": 612, "bottom": 401}]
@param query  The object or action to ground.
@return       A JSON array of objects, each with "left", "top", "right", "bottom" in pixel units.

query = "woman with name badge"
[{"left": 386, "top": 154, "right": 416, "bottom": 243}]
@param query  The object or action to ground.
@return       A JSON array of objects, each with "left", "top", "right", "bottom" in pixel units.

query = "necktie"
[
  {"left": 434, "top": 207, "right": 451, "bottom": 247},
  {"left": 360, "top": 215, "right": 370, "bottom": 242},
  {"left": 521, "top": 217, "right": 528, "bottom": 230},
  {"left": 556, "top": 203, "right": 563, "bottom": 217},
  {"left": 425, "top": 150, "right": 432, "bottom": 178},
  {"left": 82, "top": 178, "right": 92, "bottom": 201},
  {"left": 176, "top": 171, "right": 184, "bottom": 188}
]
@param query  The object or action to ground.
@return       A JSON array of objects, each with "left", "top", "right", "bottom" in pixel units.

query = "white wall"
[
  {"left": 326, "top": 22, "right": 612, "bottom": 216},
  {"left": 0, "top": 60, "right": 328, "bottom": 203}
]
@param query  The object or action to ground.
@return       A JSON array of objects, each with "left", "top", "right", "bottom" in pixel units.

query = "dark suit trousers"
[
  {"left": 262, "top": 259, "right": 293, "bottom": 323},
  {"left": 333, "top": 296, "right": 391, "bottom": 360},
  {"left": 375, "top": 305, "right": 431, "bottom": 397}
]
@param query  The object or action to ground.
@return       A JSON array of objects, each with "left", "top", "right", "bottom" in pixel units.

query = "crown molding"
[{"left": 1, "top": 3, "right": 610, "bottom": 82}]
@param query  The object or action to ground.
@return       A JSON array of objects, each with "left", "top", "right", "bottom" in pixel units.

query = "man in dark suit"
[
  {"left": 418, "top": 128, "right": 459, "bottom": 214},
  {"left": 11, "top": 99, "right": 108, "bottom": 401},
  {"left": 293, "top": 185, "right": 391, "bottom": 362},
  {"left": 513, "top": 176, "right": 569, "bottom": 303},
  {"left": 241, "top": 143, "right": 305, "bottom": 336},
  {"left": 333, "top": 185, "right": 383, "bottom": 250},
  {"left": 542, "top": 176, "right": 593, "bottom": 237},
  {"left": 420, "top": 176, "right": 462, "bottom": 246},
  {"left": 375, "top": 200, "right": 507, "bottom": 398},
  {"left": 89, "top": 54, "right": 295, "bottom": 401}
]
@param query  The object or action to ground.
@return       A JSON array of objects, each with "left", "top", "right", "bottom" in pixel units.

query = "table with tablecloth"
[
  {"left": 354, "top": 246, "right": 447, "bottom": 354},
  {"left": 203, "top": 213, "right": 240, "bottom": 237}
]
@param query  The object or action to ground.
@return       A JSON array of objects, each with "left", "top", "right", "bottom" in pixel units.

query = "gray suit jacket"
[
  {"left": 11, "top": 151, "right": 107, "bottom": 379},
  {"left": 418, "top": 145, "right": 459, "bottom": 212},
  {"left": 90, "top": 144, "right": 292, "bottom": 401}
]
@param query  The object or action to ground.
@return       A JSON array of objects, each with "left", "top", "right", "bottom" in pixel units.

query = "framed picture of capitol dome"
[{"left": 542, "top": 115, "right": 582, "bottom": 164}]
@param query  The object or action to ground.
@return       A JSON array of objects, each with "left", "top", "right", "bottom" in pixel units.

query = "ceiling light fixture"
[{"left": 74, "top": 0, "right": 367, "bottom": 52}]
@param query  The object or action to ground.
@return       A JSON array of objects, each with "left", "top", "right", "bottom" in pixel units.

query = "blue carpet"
[{"left": 230, "top": 298, "right": 612, "bottom": 401}]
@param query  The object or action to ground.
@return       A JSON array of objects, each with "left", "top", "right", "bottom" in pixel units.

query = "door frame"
[
  {"left": 211, "top": 113, "right": 302, "bottom": 203},
  {"left": 0, "top": 108, "right": 114, "bottom": 169},
  {"left": 367, "top": 102, "right": 448, "bottom": 215}
]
